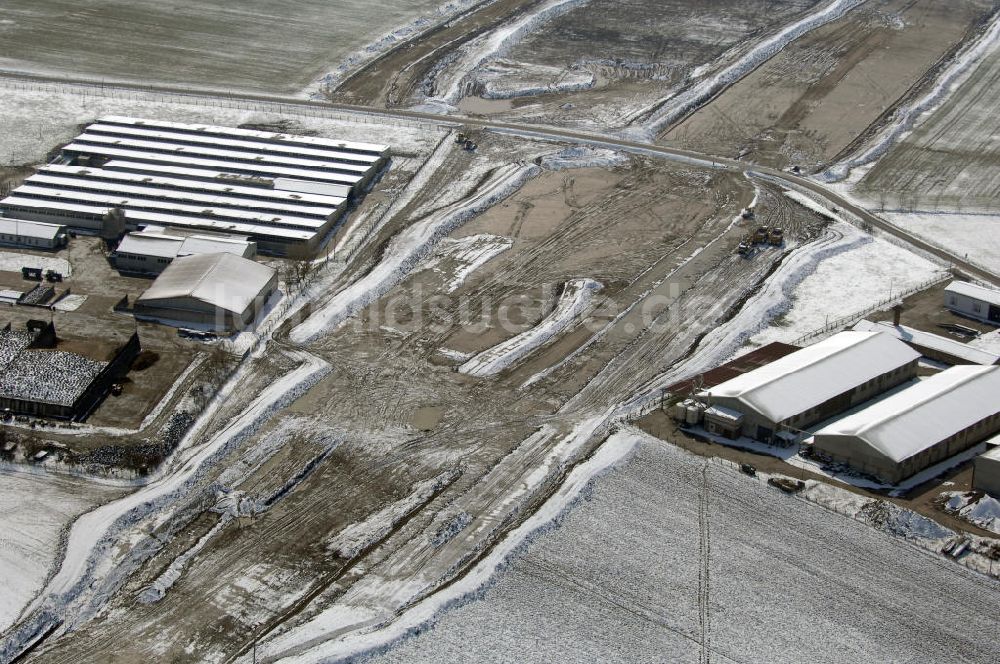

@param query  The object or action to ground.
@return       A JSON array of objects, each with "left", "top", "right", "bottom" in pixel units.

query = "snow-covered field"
[
  {"left": 0, "top": 83, "right": 440, "bottom": 167},
  {"left": 0, "top": 469, "right": 121, "bottom": 633},
  {"left": 368, "top": 434, "right": 1000, "bottom": 663},
  {"left": 750, "top": 221, "right": 946, "bottom": 346},
  {"left": 880, "top": 212, "right": 1000, "bottom": 274}
]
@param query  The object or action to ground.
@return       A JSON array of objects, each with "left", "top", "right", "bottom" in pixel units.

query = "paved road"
[{"left": 2, "top": 71, "right": 996, "bottom": 285}]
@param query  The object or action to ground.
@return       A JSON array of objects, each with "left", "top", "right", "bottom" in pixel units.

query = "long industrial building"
[
  {"left": 113, "top": 226, "right": 256, "bottom": 275},
  {"left": 699, "top": 331, "right": 920, "bottom": 442},
  {"left": 0, "top": 117, "right": 390, "bottom": 258},
  {"left": 813, "top": 366, "right": 1000, "bottom": 484}
]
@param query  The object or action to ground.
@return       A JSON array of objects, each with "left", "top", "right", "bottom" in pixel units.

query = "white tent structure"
[
  {"left": 701, "top": 331, "right": 920, "bottom": 442},
  {"left": 135, "top": 253, "right": 277, "bottom": 333},
  {"left": 813, "top": 366, "right": 1000, "bottom": 483}
]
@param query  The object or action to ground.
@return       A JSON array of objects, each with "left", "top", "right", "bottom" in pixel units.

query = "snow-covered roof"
[
  {"left": 703, "top": 331, "right": 920, "bottom": 423},
  {"left": 98, "top": 116, "right": 389, "bottom": 156},
  {"left": 853, "top": 320, "right": 1000, "bottom": 365},
  {"left": 86, "top": 123, "right": 382, "bottom": 166},
  {"left": 26, "top": 172, "right": 338, "bottom": 218},
  {"left": 815, "top": 366, "right": 1000, "bottom": 464},
  {"left": 137, "top": 253, "right": 276, "bottom": 315},
  {"left": 0, "top": 350, "right": 106, "bottom": 407},
  {"left": 41, "top": 164, "right": 346, "bottom": 206},
  {"left": 116, "top": 233, "right": 182, "bottom": 259},
  {"left": 945, "top": 281, "right": 1000, "bottom": 308},
  {"left": 73, "top": 133, "right": 372, "bottom": 175},
  {"left": 61, "top": 143, "right": 363, "bottom": 187},
  {"left": 0, "top": 196, "right": 315, "bottom": 241},
  {"left": 0, "top": 217, "right": 65, "bottom": 240},
  {"left": 981, "top": 446, "right": 1000, "bottom": 462},
  {"left": 705, "top": 405, "right": 744, "bottom": 422}
]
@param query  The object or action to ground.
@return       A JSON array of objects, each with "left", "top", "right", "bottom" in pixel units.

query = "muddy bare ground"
[{"left": 16, "top": 128, "right": 834, "bottom": 662}]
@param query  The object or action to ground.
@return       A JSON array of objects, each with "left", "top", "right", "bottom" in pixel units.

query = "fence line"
[{"left": 791, "top": 273, "right": 951, "bottom": 345}]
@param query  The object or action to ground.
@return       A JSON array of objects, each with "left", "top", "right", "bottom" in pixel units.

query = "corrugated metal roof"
[
  {"left": 138, "top": 253, "right": 275, "bottom": 314},
  {"left": 11, "top": 186, "right": 325, "bottom": 229},
  {"left": 0, "top": 217, "right": 65, "bottom": 240},
  {"left": 946, "top": 280, "right": 1000, "bottom": 308},
  {"left": 0, "top": 197, "right": 314, "bottom": 240},
  {"left": 853, "top": 320, "right": 1000, "bottom": 365},
  {"left": 116, "top": 233, "right": 183, "bottom": 258},
  {"left": 25, "top": 173, "right": 338, "bottom": 218},
  {"left": 703, "top": 331, "right": 921, "bottom": 423},
  {"left": 62, "top": 144, "right": 363, "bottom": 186},
  {"left": 816, "top": 366, "right": 1000, "bottom": 463},
  {"left": 99, "top": 116, "right": 389, "bottom": 156},
  {"left": 86, "top": 123, "right": 382, "bottom": 165},
  {"left": 74, "top": 133, "right": 372, "bottom": 175},
  {"left": 43, "top": 164, "right": 345, "bottom": 206}
]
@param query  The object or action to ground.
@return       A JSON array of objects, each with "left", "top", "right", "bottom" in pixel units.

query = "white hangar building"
[
  {"left": 945, "top": 281, "right": 1000, "bottom": 325},
  {"left": 134, "top": 253, "right": 277, "bottom": 333},
  {"left": 974, "top": 446, "right": 1000, "bottom": 497},
  {"left": 813, "top": 366, "right": 1000, "bottom": 484},
  {"left": 0, "top": 117, "right": 389, "bottom": 258},
  {"left": 700, "top": 331, "right": 920, "bottom": 442}
]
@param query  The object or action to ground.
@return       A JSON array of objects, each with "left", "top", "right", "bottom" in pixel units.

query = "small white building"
[
  {"left": 945, "top": 281, "right": 1000, "bottom": 325},
  {"left": 974, "top": 447, "right": 1000, "bottom": 496},
  {"left": 700, "top": 331, "right": 920, "bottom": 443},
  {"left": 113, "top": 227, "right": 256, "bottom": 275},
  {"left": 134, "top": 253, "right": 277, "bottom": 333},
  {"left": 813, "top": 366, "right": 1000, "bottom": 484},
  {"left": 0, "top": 217, "right": 68, "bottom": 249}
]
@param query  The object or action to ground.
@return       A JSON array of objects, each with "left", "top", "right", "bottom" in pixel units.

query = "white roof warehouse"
[
  {"left": 813, "top": 366, "right": 1000, "bottom": 484},
  {"left": 701, "top": 331, "right": 921, "bottom": 442},
  {"left": 134, "top": 253, "right": 278, "bottom": 333},
  {"left": 0, "top": 117, "right": 390, "bottom": 258}
]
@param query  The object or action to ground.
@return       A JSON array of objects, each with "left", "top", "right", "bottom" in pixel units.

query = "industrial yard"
[{"left": 1, "top": 1, "right": 999, "bottom": 663}]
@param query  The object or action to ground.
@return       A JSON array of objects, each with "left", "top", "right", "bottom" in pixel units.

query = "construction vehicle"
[
  {"left": 455, "top": 132, "right": 467, "bottom": 144},
  {"left": 752, "top": 226, "right": 769, "bottom": 244},
  {"left": 737, "top": 241, "right": 752, "bottom": 257},
  {"left": 741, "top": 208, "right": 755, "bottom": 220},
  {"left": 768, "top": 227, "right": 784, "bottom": 246},
  {"left": 464, "top": 139, "right": 477, "bottom": 151}
]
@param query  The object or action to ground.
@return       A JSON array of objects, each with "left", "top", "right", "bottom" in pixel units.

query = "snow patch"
[{"left": 459, "top": 278, "right": 602, "bottom": 377}]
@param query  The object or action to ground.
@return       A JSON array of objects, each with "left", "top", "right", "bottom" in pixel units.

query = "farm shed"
[
  {"left": 0, "top": 321, "right": 139, "bottom": 420},
  {"left": 852, "top": 319, "right": 1000, "bottom": 365},
  {"left": 699, "top": 332, "right": 920, "bottom": 443},
  {"left": 134, "top": 253, "right": 277, "bottom": 333},
  {"left": 0, "top": 117, "right": 389, "bottom": 258},
  {"left": 0, "top": 217, "right": 68, "bottom": 249},
  {"left": 945, "top": 281, "right": 1000, "bottom": 325},
  {"left": 974, "top": 446, "right": 1000, "bottom": 497},
  {"left": 114, "top": 227, "right": 255, "bottom": 275},
  {"left": 813, "top": 366, "right": 1000, "bottom": 484}
]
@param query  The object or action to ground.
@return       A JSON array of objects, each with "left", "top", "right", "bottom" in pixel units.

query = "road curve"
[{"left": 1, "top": 71, "right": 996, "bottom": 285}]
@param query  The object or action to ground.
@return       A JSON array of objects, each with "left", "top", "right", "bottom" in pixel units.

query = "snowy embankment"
[
  {"left": 941, "top": 492, "right": 1000, "bottom": 535},
  {"left": 632, "top": 0, "right": 866, "bottom": 139},
  {"left": 458, "top": 278, "right": 602, "bottom": 377},
  {"left": 307, "top": 0, "right": 487, "bottom": 97},
  {"left": 290, "top": 163, "right": 540, "bottom": 343},
  {"left": 540, "top": 146, "right": 627, "bottom": 171},
  {"left": 1, "top": 350, "right": 330, "bottom": 661},
  {"left": 473, "top": 60, "right": 595, "bottom": 100},
  {"left": 430, "top": 0, "right": 593, "bottom": 106},
  {"left": 260, "top": 424, "right": 639, "bottom": 664},
  {"left": 425, "top": 234, "right": 513, "bottom": 293},
  {"left": 821, "top": 11, "right": 1000, "bottom": 182}
]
